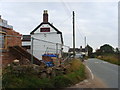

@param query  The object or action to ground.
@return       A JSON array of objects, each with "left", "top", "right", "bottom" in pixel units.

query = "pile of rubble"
[{"left": 4, "top": 59, "right": 69, "bottom": 79}]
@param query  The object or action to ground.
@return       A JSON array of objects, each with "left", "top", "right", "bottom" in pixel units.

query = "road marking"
[
  {"left": 86, "top": 66, "right": 94, "bottom": 80},
  {"left": 94, "top": 61, "right": 108, "bottom": 64},
  {"left": 103, "top": 62, "right": 108, "bottom": 63}
]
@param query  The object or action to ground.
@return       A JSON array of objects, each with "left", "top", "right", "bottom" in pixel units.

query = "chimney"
[{"left": 43, "top": 10, "right": 48, "bottom": 23}]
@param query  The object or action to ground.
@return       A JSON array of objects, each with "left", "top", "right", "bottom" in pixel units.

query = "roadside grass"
[
  {"left": 2, "top": 59, "right": 86, "bottom": 88},
  {"left": 64, "top": 59, "right": 86, "bottom": 85},
  {"left": 97, "top": 54, "right": 120, "bottom": 65},
  {"left": 3, "top": 73, "right": 54, "bottom": 88}
]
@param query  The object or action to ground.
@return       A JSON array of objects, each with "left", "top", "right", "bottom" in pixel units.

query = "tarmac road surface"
[{"left": 86, "top": 58, "right": 119, "bottom": 88}]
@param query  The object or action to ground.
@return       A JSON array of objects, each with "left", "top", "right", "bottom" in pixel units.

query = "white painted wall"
[
  {"left": 22, "top": 41, "right": 31, "bottom": 54},
  {"left": 22, "top": 41, "right": 31, "bottom": 46},
  {"left": 31, "top": 23, "right": 63, "bottom": 60}
]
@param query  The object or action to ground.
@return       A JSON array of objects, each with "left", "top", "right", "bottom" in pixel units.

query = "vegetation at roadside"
[
  {"left": 95, "top": 44, "right": 120, "bottom": 65},
  {"left": 2, "top": 59, "right": 86, "bottom": 88},
  {"left": 97, "top": 54, "right": 120, "bottom": 65},
  {"left": 64, "top": 59, "right": 86, "bottom": 84},
  {"left": 85, "top": 44, "right": 120, "bottom": 65}
]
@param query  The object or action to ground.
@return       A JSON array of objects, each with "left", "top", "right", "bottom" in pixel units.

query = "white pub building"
[{"left": 22, "top": 10, "right": 63, "bottom": 60}]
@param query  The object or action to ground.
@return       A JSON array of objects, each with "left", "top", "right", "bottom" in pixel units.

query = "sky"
[{"left": 0, "top": 0, "right": 118, "bottom": 51}]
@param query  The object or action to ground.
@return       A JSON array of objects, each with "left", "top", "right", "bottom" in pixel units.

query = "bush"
[
  {"left": 51, "top": 76, "right": 72, "bottom": 88},
  {"left": 3, "top": 73, "right": 54, "bottom": 88}
]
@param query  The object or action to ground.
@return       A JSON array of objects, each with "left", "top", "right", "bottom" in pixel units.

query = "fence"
[
  {"left": 1, "top": 34, "right": 71, "bottom": 65},
  {"left": 31, "top": 37, "right": 70, "bottom": 61}
]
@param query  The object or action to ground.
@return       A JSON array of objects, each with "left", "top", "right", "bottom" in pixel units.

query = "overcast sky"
[{"left": 0, "top": 0, "right": 118, "bottom": 50}]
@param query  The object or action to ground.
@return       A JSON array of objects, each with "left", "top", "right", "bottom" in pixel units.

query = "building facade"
[
  {"left": 68, "top": 46, "right": 88, "bottom": 56},
  {"left": 22, "top": 10, "right": 63, "bottom": 60},
  {"left": 0, "top": 15, "right": 22, "bottom": 66},
  {"left": 0, "top": 15, "right": 22, "bottom": 50}
]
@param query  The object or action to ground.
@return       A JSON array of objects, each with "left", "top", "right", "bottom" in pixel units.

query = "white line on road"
[
  {"left": 95, "top": 62, "right": 99, "bottom": 63},
  {"left": 102, "top": 62, "right": 108, "bottom": 63},
  {"left": 86, "top": 65, "right": 94, "bottom": 80}
]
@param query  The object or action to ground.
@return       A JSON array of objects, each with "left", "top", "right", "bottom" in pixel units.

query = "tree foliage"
[
  {"left": 95, "top": 44, "right": 115, "bottom": 56},
  {"left": 100, "top": 44, "right": 114, "bottom": 54},
  {"left": 115, "top": 48, "right": 120, "bottom": 54},
  {"left": 86, "top": 44, "right": 93, "bottom": 57}
]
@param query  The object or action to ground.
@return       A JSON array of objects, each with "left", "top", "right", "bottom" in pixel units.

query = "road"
[{"left": 86, "top": 58, "right": 119, "bottom": 88}]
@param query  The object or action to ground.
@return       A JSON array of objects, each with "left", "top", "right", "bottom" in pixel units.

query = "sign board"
[{"left": 40, "top": 28, "right": 50, "bottom": 32}]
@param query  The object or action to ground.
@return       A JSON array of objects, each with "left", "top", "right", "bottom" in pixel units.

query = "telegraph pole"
[
  {"left": 85, "top": 36, "right": 86, "bottom": 48},
  {"left": 85, "top": 36, "right": 88, "bottom": 57},
  {"left": 31, "top": 37, "right": 33, "bottom": 64},
  {"left": 85, "top": 36, "right": 87, "bottom": 56},
  {"left": 73, "top": 11, "right": 75, "bottom": 58}
]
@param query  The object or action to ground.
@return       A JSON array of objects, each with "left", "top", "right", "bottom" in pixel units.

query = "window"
[
  {"left": 0, "top": 33, "right": 5, "bottom": 49},
  {"left": 40, "top": 28, "right": 50, "bottom": 32}
]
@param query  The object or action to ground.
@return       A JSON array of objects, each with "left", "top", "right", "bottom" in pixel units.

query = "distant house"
[
  {"left": 68, "top": 46, "right": 88, "bottom": 56},
  {"left": 22, "top": 10, "right": 63, "bottom": 60},
  {"left": 22, "top": 35, "right": 31, "bottom": 52}
]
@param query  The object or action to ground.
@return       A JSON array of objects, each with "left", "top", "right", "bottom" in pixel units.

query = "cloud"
[
  {"left": 0, "top": 2, "right": 118, "bottom": 50},
  {"left": 1, "top": 0, "right": 119, "bottom": 2}
]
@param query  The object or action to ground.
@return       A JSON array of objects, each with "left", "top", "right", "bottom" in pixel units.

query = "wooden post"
[
  {"left": 73, "top": 11, "right": 75, "bottom": 58},
  {"left": 31, "top": 37, "right": 33, "bottom": 64}
]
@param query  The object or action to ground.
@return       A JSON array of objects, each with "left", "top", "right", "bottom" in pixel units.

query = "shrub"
[{"left": 51, "top": 76, "right": 72, "bottom": 88}]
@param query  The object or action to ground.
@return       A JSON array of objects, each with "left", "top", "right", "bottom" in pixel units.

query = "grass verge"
[{"left": 97, "top": 54, "right": 120, "bottom": 65}]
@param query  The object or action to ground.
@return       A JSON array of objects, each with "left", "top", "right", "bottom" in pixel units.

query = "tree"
[
  {"left": 86, "top": 44, "right": 93, "bottom": 57},
  {"left": 99, "top": 44, "right": 114, "bottom": 54},
  {"left": 115, "top": 48, "right": 120, "bottom": 54},
  {"left": 95, "top": 49, "right": 101, "bottom": 56}
]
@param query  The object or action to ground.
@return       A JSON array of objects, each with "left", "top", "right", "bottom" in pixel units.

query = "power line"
[
  {"left": 60, "top": 0, "right": 72, "bottom": 16},
  {"left": 76, "top": 19, "right": 86, "bottom": 38},
  {"left": 76, "top": 25, "right": 84, "bottom": 39},
  {"left": 57, "top": 15, "right": 72, "bottom": 26},
  {"left": 60, "top": 0, "right": 87, "bottom": 47},
  {"left": 62, "top": 1, "right": 85, "bottom": 39}
]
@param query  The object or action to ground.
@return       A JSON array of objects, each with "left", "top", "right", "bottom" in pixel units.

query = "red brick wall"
[
  {"left": 0, "top": 26, "right": 22, "bottom": 67},
  {"left": 1, "top": 26, "right": 22, "bottom": 48},
  {"left": 1, "top": 51, "right": 16, "bottom": 67}
]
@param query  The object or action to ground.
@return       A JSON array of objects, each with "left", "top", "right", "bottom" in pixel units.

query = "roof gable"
[
  {"left": 30, "top": 22, "right": 62, "bottom": 34},
  {"left": 30, "top": 22, "right": 63, "bottom": 44}
]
